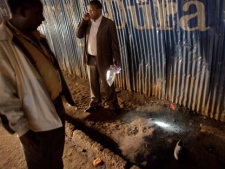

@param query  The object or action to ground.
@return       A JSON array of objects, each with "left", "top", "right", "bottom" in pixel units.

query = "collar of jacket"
[
  {"left": 88, "top": 16, "right": 107, "bottom": 32},
  {"left": 98, "top": 16, "right": 107, "bottom": 32},
  {"left": 0, "top": 21, "right": 13, "bottom": 41}
]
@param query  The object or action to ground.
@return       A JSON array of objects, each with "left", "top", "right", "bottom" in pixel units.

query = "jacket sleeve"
[
  {"left": 40, "top": 38, "right": 76, "bottom": 106},
  {"left": 76, "top": 19, "right": 89, "bottom": 39},
  {"left": 0, "top": 48, "right": 29, "bottom": 136},
  {"left": 110, "top": 20, "right": 121, "bottom": 66}
]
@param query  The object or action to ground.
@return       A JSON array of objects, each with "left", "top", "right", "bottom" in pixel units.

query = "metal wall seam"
[{"left": 1, "top": 0, "right": 225, "bottom": 122}]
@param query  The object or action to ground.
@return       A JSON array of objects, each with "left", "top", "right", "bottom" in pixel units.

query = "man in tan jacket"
[
  {"left": 0, "top": 0, "right": 76, "bottom": 168},
  {"left": 76, "top": 0, "right": 121, "bottom": 114}
]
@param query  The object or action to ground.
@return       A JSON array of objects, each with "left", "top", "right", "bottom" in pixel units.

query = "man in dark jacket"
[{"left": 76, "top": 0, "right": 121, "bottom": 114}]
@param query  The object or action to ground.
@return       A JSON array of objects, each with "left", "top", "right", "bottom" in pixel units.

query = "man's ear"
[{"left": 98, "top": 8, "right": 102, "bottom": 13}]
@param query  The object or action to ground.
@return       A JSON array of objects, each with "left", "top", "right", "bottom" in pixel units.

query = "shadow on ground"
[{"left": 64, "top": 73, "right": 225, "bottom": 169}]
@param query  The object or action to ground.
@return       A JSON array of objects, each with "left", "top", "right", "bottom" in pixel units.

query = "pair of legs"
[
  {"left": 19, "top": 98, "right": 65, "bottom": 169},
  {"left": 87, "top": 65, "right": 119, "bottom": 109}
]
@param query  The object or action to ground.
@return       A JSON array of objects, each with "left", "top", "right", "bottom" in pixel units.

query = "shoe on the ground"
[
  {"left": 84, "top": 106, "right": 98, "bottom": 112},
  {"left": 104, "top": 104, "right": 110, "bottom": 109},
  {"left": 111, "top": 108, "right": 120, "bottom": 114}
]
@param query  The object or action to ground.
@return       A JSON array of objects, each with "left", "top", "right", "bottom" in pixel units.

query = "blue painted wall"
[{"left": 1, "top": 0, "right": 225, "bottom": 121}]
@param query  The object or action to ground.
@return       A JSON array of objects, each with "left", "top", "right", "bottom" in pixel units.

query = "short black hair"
[
  {"left": 7, "top": 0, "right": 42, "bottom": 15},
  {"left": 88, "top": 0, "right": 102, "bottom": 9}
]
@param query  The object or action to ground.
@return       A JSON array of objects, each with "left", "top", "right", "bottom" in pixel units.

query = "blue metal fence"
[{"left": 1, "top": 0, "right": 225, "bottom": 122}]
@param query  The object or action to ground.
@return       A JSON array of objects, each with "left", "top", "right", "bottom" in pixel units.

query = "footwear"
[
  {"left": 103, "top": 104, "right": 110, "bottom": 109},
  {"left": 84, "top": 106, "right": 98, "bottom": 112},
  {"left": 111, "top": 108, "right": 120, "bottom": 114}
]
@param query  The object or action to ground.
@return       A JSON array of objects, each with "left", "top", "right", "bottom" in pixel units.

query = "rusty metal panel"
[
  {"left": 39, "top": 0, "right": 86, "bottom": 77},
  {"left": 0, "top": 0, "right": 9, "bottom": 23},
  {"left": 1, "top": 0, "right": 225, "bottom": 122}
]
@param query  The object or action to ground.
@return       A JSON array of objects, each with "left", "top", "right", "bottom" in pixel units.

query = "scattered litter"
[
  {"left": 170, "top": 103, "right": 175, "bottom": 110},
  {"left": 174, "top": 140, "right": 185, "bottom": 160},
  {"left": 93, "top": 157, "right": 102, "bottom": 167}
]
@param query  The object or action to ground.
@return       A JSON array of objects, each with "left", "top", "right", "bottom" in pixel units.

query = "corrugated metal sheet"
[
  {"left": 0, "top": 0, "right": 9, "bottom": 21},
  {"left": 1, "top": 0, "right": 225, "bottom": 122}
]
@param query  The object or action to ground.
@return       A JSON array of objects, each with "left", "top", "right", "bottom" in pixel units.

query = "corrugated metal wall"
[{"left": 1, "top": 0, "right": 225, "bottom": 122}]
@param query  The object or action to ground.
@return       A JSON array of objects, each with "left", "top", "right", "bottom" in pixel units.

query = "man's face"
[
  {"left": 22, "top": 2, "right": 45, "bottom": 32},
  {"left": 87, "top": 4, "right": 101, "bottom": 21}
]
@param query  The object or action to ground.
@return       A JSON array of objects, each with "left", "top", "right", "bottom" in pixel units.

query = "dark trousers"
[{"left": 19, "top": 98, "right": 65, "bottom": 169}]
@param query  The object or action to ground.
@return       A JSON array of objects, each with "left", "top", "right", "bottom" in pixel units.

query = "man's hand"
[
  {"left": 114, "top": 61, "right": 121, "bottom": 68},
  {"left": 83, "top": 12, "right": 90, "bottom": 21},
  {"left": 19, "top": 130, "right": 40, "bottom": 148}
]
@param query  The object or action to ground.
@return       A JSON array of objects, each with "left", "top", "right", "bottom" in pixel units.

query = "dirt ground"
[{"left": 1, "top": 71, "right": 225, "bottom": 169}]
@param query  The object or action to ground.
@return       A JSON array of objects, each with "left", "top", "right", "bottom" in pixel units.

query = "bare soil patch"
[
  {"left": 64, "top": 72, "right": 225, "bottom": 169},
  {"left": 1, "top": 71, "right": 225, "bottom": 169}
]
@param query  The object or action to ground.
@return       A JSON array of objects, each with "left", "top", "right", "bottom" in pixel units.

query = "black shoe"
[
  {"left": 84, "top": 106, "right": 98, "bottom": 112},
  {"left": 112, "top": 108, "right": 120, "bottom": 114}
]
